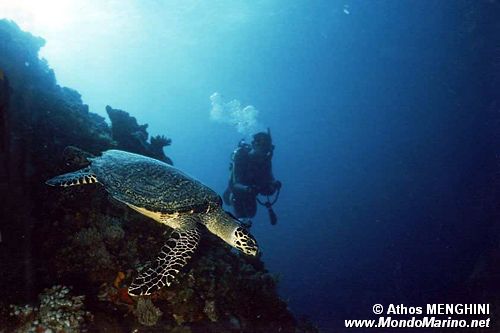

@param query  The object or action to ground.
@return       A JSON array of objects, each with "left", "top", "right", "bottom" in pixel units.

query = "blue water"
[{"left": 4, "top": 0, "right": 498, "bottom": 330}]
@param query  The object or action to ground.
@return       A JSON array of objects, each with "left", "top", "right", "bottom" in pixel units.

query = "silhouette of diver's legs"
[{"left": 232, "top": 190, "right": 257, "bottom": 219}]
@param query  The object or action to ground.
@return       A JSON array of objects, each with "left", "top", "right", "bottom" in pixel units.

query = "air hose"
[{"left": 257, "top": 187, "right": 280, "bottom": 225}]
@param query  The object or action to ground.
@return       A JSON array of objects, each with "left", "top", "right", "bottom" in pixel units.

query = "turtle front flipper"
[
  {"left": 128, "top": 226, "right": 201, "bottom": 296},
  {"left": 46, "top": 167, "right": 99, "bottom": 187}
]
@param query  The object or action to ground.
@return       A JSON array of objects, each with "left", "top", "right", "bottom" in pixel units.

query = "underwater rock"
[
  {"left": 0, "top": 20, "right": 51, "bottom": 90},
  {"left": 150, "top": 134, "right": 173, "bottom": 165},
  {"left": 203, "top": 299, "right": 218, "bottom": 322},
  {"left": 8, "top": 285, "right": 91, "bottom": 333},
  {"left": 62, "top": 146, "right": 94, "bottom": 169},
  {"left": 229, "top": 315, "right": 241, "bottom": 329},
  {"left": 74, "top": 226, "right": 113, "bottom": 264},
  {"left": 106, "top": 105, "right": 148, "bottom": 152},
  {"left": 134, "top": 298, "right": 163, "bottom": 327},
  {"left": 106, "top": 105, "right": 173, "bottom": 164},
  {"left": 54, "top": 213, "right": 133, "bottom": 284},
  {"left": 0, "top": 70, "right": 10, "bottom": 211}
]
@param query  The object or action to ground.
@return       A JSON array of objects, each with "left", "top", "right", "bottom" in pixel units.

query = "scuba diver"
[{"left": 223, "top": 129, "right": 281, "bottom": 227}]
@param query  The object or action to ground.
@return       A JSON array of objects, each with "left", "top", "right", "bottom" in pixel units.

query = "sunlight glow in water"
[{"left": 0, "top": 0, "right": 75, "bottom": 32}]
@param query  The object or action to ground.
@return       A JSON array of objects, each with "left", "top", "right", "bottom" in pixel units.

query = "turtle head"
[
  {"left": 231, "top": 225, "right": 258, "bottom": 256},
  {"left": 202, "top": 209, "right": 259, "bottom": 256}
]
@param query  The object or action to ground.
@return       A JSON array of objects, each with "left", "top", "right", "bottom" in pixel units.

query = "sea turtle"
[{"left": 46, "top": 149, "right": 258, "bottom": 296}]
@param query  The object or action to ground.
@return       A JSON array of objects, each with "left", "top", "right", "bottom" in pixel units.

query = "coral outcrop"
[
  {"left": 0, "top": 19, "right": 316, "bottom": 332},
  {"left": 134, "top": 298, "right": 163, "bottom": 326},
  {"left": 7, "top": 285, "right": 91, "bottom": 333},
  {"left": 106, "top": 105, "right": 173, "bottom": 164}
]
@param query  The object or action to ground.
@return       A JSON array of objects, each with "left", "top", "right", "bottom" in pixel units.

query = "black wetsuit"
[{"left": 225, "top": 145, "right": 276, "bottom": 219}]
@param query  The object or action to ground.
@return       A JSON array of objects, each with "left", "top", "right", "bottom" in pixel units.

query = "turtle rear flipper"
[
  {"left": 46, "top": 167, "right": 99, "bottom": 187},
  {"left": 128, "top": 226, "right": 201, "bottom": 296}
]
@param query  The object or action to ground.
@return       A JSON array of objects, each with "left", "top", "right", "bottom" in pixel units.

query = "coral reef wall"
[
  {"left": 0, "top": 20, "right": 314, "bottom": 332},
  {"left": 106, "top": 105, "right": 173, "bottom": 164},
  {"left": 0, "top": 19, "right": 114, "bottom": 305}
]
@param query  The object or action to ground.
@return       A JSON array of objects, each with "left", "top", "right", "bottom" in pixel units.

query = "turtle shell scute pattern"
[{"left": 91, "top": 150, "right": 220, "bottom": 213}]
